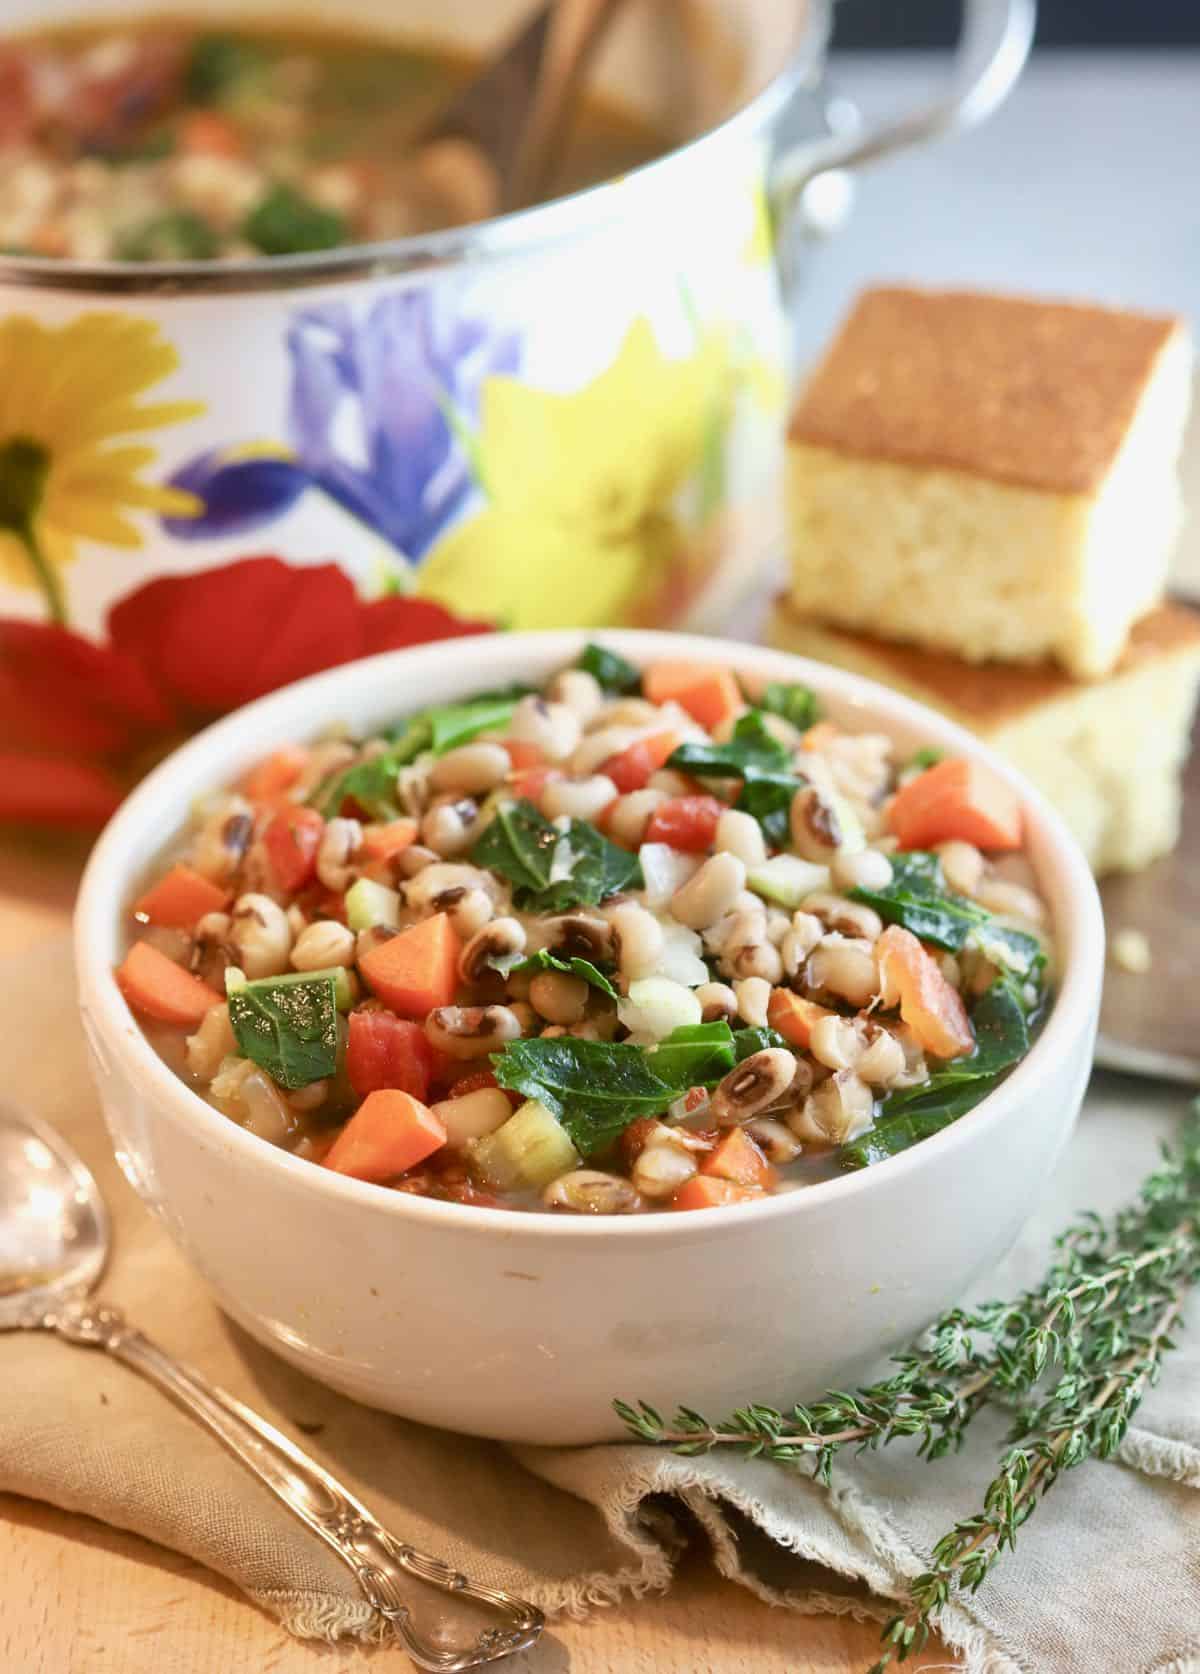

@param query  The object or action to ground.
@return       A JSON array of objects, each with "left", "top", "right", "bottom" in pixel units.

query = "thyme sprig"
[{"left": 615, "top": 1108, "right": 1200, "bottom": 1669}]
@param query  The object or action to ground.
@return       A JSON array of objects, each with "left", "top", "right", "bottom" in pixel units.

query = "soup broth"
[{"left": 0, "top": 16, "right": 668, "bottom": 260}]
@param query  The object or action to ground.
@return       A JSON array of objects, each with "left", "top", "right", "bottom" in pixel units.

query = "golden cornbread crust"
[
  {"left": 771, "top": 598, "right": 1200, "bottom": 725},
  {"left": 789, "top": 286, "right": 1183, "bottom": 494}
]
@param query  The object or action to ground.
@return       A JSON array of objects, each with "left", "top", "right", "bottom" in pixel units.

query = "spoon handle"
[{"left": 45, "top": 1296, "right": 543, "bottom": 1671}]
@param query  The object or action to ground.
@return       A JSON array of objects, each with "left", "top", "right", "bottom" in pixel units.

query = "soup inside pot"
[{"left": 0, "top": 15, "right": 672, "bottom": 260}]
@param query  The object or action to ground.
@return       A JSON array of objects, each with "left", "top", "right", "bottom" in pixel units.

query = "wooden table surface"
[{"left": 0, "top": 836, "right": 952, "bottom": 1674}]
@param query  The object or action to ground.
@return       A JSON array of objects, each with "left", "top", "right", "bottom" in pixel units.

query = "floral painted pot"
[{"left": 0, "top": 0, "right": 1032, "bottom": 825}]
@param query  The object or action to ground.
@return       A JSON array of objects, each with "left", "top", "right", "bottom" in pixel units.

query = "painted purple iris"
[{"left": 164, "top": 287, "right": 518, "bottom": 560}]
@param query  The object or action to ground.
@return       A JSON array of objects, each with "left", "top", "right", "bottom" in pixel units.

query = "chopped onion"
[
  {"left": 618, "top": 978, "right": 703, "bottom": 1042},
  {"left": 652, "top": 919, "right": 710, "bottom": 987},
  {"left": 638, "top": 842, "right": 701, "bottom": 908}
]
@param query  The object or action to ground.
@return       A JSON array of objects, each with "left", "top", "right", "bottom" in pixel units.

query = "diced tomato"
[
  {"left": 508, "top": 765, "right": 562, "bottom": 803},
  {"left": 643, "top": 662, "right": 744, "bottom": 733},
  {"left": 133, "top": 863, "right": 229, "bottom": 930},
  {"left": 644, "top": 795, "right": 724, "bottom": 853},
  {"left": 767, "top": 990, "right": 836, "bottom": 1050},
  {"left": 671, "top": 1176, "right": 764, "bottom": 1211},
  {"left": 242, "top": 746, "right": 309, "bottom": 801},
  {"left": 346, "top": 1010, "right": 437, "bottom": 1101},
  {"left": 503, "top": 741, "right": 543, "bottom": 771},
  {"left": 358, "top": 912, "right": 461, "bottom": 1019},
  {"left": 876, "top": 925, "right": 975, "bottom": 1059},
  {"left": 0, "top": 50, "right": 34, "bottom": 146},
  {"left": 701, "top": 1128, "right": 776, "bottom": 1191},
  {"left": 324, "top": 1090, "right": 446, "bottom": 1184},
  {"left": 265, "top": 805, "right": 324, "bottom": 893},
  {"left": 116, "top": 941, "right": 223, "bottom": 1027},
  {"left": 887, "top": 756, "right": 1023, "bottom": 852},
  {"left": 601, "top": 730, "right": 680, "bottom": 794}
]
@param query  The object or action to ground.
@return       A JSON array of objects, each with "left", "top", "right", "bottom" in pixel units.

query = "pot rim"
[
  {"left": 75, "top": 627, "right": 1104, "bottom": 1244},
  {"left": 0, "top": 1, "right": 832, "bottom": 298}
]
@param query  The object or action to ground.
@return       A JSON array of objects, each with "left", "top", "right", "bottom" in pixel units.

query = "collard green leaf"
[
  {"left": 645, "top": 1022, "right": 737, "bottom": 1090},
  {"left": 577, "top": 643, "right": 642, "bottom": 694},
  {"left": 759, "top": 681, "right": 820, "bottom": 732},
  {"left": 427, "top": 691, "right": 525, "bottom": 754},
  {"left": 471, "top": 799, "right": 640, "bottom": 912},
  {"left": 734, "top": 768, "right": 805, "bottom": 850},
  {"left": 732, "top": 1026, "right": 789, "bottom": 1060},
  {"left": 502, "top": 948, "right": 618, "bottom": 999},
  {"left": 907, "top": 747, "right": 944, "bottom": 773},
  {"left": 839, "top": 1077, "right": 1003, "bottom": 1169},
  {"left": 668, "top": 710, "right": 789, "bottom": 778},
  {"left": 491, "top": 1036, "right": 677, "bottom": 1156},
  {"left": 228, "top": 973, "right": 339, "bottom": 1090}
]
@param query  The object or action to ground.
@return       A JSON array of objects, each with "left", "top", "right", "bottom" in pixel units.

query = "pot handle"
[{"left": 771, "top": 0, "right": 1036, "bottom": 213}]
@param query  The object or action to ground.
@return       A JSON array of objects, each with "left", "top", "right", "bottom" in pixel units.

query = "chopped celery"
[
  {"left": 746, "top": 855, "right": 830, "bottom": 908},
  {"left": 469, "top": 1100, "right": 578, "bottom": 1191},
  {"left": 344, "top": 876, "right": 401, "bottom": 933}
]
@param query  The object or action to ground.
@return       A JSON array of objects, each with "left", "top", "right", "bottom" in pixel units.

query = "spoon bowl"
[{"left": 0, "top": 1102, "right": 107, "bottom": 1328}]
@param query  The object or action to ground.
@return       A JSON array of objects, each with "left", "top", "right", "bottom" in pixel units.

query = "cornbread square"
[
  {"left": 788, "top": 287, "right": 1192, "bottom": 679},
  {"left": 767, "top": 598, "right": 1200, "bottom": 876}
]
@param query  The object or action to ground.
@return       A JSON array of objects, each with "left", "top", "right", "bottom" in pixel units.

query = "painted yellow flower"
[
  {"left": 0, "top": 312, "right": 202, "bottom": 622},
  {"left": 417, "top": 317, "right": 733, "bottom": 629}
]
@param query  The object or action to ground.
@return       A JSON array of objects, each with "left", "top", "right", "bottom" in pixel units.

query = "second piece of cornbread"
[
  {"left": 787, "top": 287, "right": 1192, "bottom": 679},
  {"left": 767, "top": 598, "right": 1200, "bottom": 875}
]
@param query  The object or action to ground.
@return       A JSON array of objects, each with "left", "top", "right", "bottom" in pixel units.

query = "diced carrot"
[
  {"left": 324, "top": 1089, "right": 447, "bottom": 1184},
  {"left": 701, "top": 1128, "right": 776, "bottom": 1191},
  {"left": 601, "top": 730, "right": 680, "bottom": 794},
  {"left": 801, "top": 720, "right": 839, "bottom": 752},
  {"left": 643, "top": 662, "right": 744, "bottom": 733},
  {"left": 361, "top": 818, "right": 419, "bottom": 863},
  {"left": 767, "top": 989, "right": 836, "bottom": 1050},
  {"left": 133, "top": 863, "right": 229, "bottom": 930},
  {"left": 358, "top": 913, "right": 462, "bottom": 1019},
  {"left": 241, "top": 745, "right": 308, "bottom": 802},
  {"left": 265, "top": 805, "right": 324, "bottom": 893},
  {"left": 644, "top": 794, "right": 724, "bottom": 853},
  {"left": 887, "top": 756, "right": 1023, "bottom": 852},
  {"left": 116, "top": 941, "right": 223, "bottom": 1027},
  {"left": 876, "top": 925, "right": 975, "bottom": 1059},
  {"left": 671, "top": 1175, "right": 764, "bottom": 1212},
  {"left": 179, "top": 109, "right": 243, "bottom": 157},
  {"left": 503, "top": 741, "right": 544, "bottom": 771}
]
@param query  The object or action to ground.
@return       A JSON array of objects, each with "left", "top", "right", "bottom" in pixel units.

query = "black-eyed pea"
[
  {"left": 542, "top": 774, "right": 618, "bottom": 823},
  {"left": 542, "top": 1170, "right": 643, "bottom": 1214},
  {"left": 286, "top": 1079, "right": 329, "bottom": 1114},
  {"left": 459, "top": 916, "right": 526, "bottom": 984},
  {"left": 715, "top": 808, "right": 766, "bottom": 868},
  {"left": 607, "top": 899, "right": 664, "bottom": 981},
  {"left": 857, "top": 1027, "right": 907, "bottom": 1088},
  {"left": 396, "top": 843, "right": 440, "bottom": 879},
  {"left": 764, "top": 907, "right": 792, "bottom": 946},
  {"left": 570, "top": 724, "right": 641, "bottom": 775},
  {"left": 529, "top": 969, "right": 589, "bottom": 1025},
  {"left": 184, "top": 1002, "right": 235, "bottom": 1082},
  {"left": 420, "top": 796, "right": 481, "bottom": 858},
  {"left": 804, "top": 891, "right": 883, "bottom": 941},
  {"left": 425, "top": 1004, "right": 522, "bottom": 1058},
  {"left": 647, "top": 769, "right": 693, "bottom": 798},
  {"left": 743, "top": 1117, "right": 802, "bottom": 1164},
  {"left": 831, "top": 848, "right": 894, "bottom": 893},
  {"left": 430, "top": 742, "right": 511, "bottom": 796},
  {"left": 936, "top": 839, "right": 986, "bottom": 897},
  {"left": 606, "top": 788, "right": 666, "bottom": 848},
  {"left": 191, "top": 796, "right": 253, "bottom": 882},
  {"left": 508, "top": 695, "right": 581, "bottom": 762},
  {"left": 695, "top": 981, "right": 737, "bottom": 1023},
  {"left": 809, "top": 1013, "right": 862, "bottom": 1073},
  {"left": 733, "top": 975, "right": 771, "bottom": 1028},
  {"left": 788, "top": 1071, "right": 873, "bottom": 1145},
  {"left": 727, "top": 939, "right": 783, "bottom": 985},
  {"left": 546, "top": 667, "right": 604, "bottom": 725},
  {"left": 631, "top": 1139, "right": 698, "bottom": 1200},
  {"left": 670, "top": 852, "right": 746, "bottom": 930},
  {"left": 509, "top": 1000, "right": 538, "bottom": 1035},
  {"left": 806, "top": 935, "right": 879, "bottom": 1008},
  {"left": 789, "top": 784, "right": 844, "bottom": 863},
  {"left": 709, "top": 1048, "right": 797, "bottom": 1124},
  {"left": 290, "top": 918, "right": 356, "bottom": 971},
  {"left": 316, "top": 817, "right": 363, "bottom": 892},
  {"left": 439, "top": 886, "right": 494, "bottom": 939},
  {"left": 973, "top": 876, "right": 1047, "bottom": 927},
  {"left": 229, "top": 892, "right": 292, "bottom": 979}
]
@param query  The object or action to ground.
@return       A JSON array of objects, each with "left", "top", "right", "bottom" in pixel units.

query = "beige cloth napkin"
[{"left": 4, "top": 936, "right": 1199, "bottom": 1672}]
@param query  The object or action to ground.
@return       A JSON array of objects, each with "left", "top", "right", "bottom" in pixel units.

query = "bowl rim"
[{"left": 75, "top": 627, "right": 1105, "bottom": 1240}]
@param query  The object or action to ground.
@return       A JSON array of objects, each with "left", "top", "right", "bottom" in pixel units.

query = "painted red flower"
[{"left": 0, "top": 555, "right": 492, "bottom": 828}]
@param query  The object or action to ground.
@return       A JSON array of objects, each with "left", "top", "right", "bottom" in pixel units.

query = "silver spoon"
[{"left": 0, "top": 1101, "right": 544, "bottom": 1671}]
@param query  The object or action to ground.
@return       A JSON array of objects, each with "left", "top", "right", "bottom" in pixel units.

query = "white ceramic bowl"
[{"left": 75, "top": 631, "right": 1104, "bottom": 1444}]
